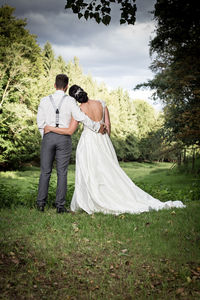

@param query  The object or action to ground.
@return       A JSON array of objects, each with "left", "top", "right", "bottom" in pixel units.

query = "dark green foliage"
[
  {"left": 0, "top": 103, "right": 41, "bottom": 169},
  {"left": 0, "top": 6, "right": 44, "bottom": 169},
  {"left": 65, "top": 0, "right": 136, "bottom": 25},
  {"left": 136, "top": 0, "right": 200, "bottom": 148}
]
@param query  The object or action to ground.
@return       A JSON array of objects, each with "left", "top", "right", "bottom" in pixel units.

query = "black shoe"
[
  {"left": 37, "top": 205, "right": 44, "bottom": 212},
  {"left": 56, "top": 207, "right": 70, "bottom": 214}
]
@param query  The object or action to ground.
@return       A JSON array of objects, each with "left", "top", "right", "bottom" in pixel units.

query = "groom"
[{"left": 37, "top": 74, "right": 104, "bottom": 213}]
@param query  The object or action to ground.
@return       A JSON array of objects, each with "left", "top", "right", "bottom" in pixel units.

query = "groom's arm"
[
  {"left": 70, "top": 99, "right": 101, "bottom": 132},
  {"left": 37, "top": 101, "right": 46, "bottom": 137}
]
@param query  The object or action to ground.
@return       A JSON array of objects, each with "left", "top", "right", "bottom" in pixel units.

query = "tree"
[
  {"left": 133, "top": 100, "right": 157, "bottom": 139},
  {"left": 0, "top": 102, "right": 40, "bottom": 169},
  {"left": 0, "top": 6, "right": 43, "bottom": 169},
  {"left": 42, "top": 42, "right": 55, "bottom": 75},
  {"left": 0, "top": 5, "right": 43, "bottom": 109},
  {"left": 65, "top": 0, "right": 136, "bottom": 25},
  {"left": 136, "top": 0, "right": 200, "bottom": 147}
]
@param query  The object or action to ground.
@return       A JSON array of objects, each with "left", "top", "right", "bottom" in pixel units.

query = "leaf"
[
  {"left": 11, "top": 258, "right": 19, "bottom": 264},
  {"left": 84, "top": 10, "right": 89, "bottom": 20},
  {"left": 83, "top": 238, "right": 90, "bottom": 242},
  {"left": 121, "top": 249, "right": 128, "bottom": 253},
  {"left": 120, "top": 19, "right": 126, "bottom": 24},
  {"left": 78, "top": 13, "right": 83, "bottom": 19},
  {"left": 102, "top": 15, "right": 111, "bottom": 25},
  {"left": 119, "top": 214, "right": 125, "bottom": 219},
  {"left": 71, "top": 4, "right": 79, "bottom": 14},
  {"left": 176, "top": 288, "right": 184, "bottom": 294},
  {"left": 186, "top": 276, "right": 192, "bottom": 283},
  {"left": 95, "top": 5, "right": 101, "bottom": 11},
  {"left": 191, "top": 269, "right": 199, "bottom": 276},
  {"left": 94, "top": 12, "right": 101, "bottom": 24},
  {"left": 72, "top": 222, "right": 79, "bottom": 232}
]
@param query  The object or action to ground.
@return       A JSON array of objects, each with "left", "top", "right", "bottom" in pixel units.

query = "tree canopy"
[
  {"left": 65, "top": 0, "right": 136, "bottom": 25},
  {"left": 136, "top": 0, "right": 200, "bottom": 149}
]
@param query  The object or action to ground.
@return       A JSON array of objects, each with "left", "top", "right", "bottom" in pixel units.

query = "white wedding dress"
[{"left": 70, "top": 100, "right": 185, "bottom": 215}]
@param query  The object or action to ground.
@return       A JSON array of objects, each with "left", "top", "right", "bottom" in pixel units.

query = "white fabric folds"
[{"left": 71, "top": 101, "right": 185, "bottom": 215}]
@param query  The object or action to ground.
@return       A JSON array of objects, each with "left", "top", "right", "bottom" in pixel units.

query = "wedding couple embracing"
[{"left": 37, "top": 74, "right": 185, "bottom": 214}]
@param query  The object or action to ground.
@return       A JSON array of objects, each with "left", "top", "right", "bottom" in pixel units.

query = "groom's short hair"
[{"left": 55, "top": 74, "right": 69, "bottom": 89}]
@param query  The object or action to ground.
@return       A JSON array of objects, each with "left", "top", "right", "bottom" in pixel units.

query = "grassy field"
[{"left": 0, "top": 162, "right": 200, "bottom": 299}]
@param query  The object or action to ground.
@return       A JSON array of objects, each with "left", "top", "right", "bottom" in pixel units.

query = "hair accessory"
[{"left": 74, "top": 88, "right": 82, "bottom": 96}]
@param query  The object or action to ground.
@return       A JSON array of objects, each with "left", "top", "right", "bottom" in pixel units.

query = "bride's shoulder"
[
  {"left": 90, "top": 99, "right": 106, "bottom": 105},
  {"left": 84, "top": 99, "right": 106, "bottom": 107},
  {"left": 97, "top": 99, "right": 106, "bottom": 107},
  {"left": 85, "top": 99, "right": 99, "bottom": 105}
]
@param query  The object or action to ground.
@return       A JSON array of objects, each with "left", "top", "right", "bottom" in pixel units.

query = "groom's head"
[{"left": 55, "top": 74, "right": 69, "bottom": 91}]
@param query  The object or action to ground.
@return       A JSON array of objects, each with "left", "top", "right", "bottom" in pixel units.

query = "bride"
[{"left": 44, "top": 85, "right": 185, "bottom": 215}]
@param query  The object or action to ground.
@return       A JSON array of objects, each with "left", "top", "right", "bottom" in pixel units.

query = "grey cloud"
[
  {"left": 5, "top": 0, "right": 156, "bottom": 25},
  {"left": 4, "top": 0, "right": 66, "bottom": 15},
  {"left": 5, "top": 0, "right": 156, "bottom": 46},
  {"left": 135, "top": 0, "right": 156, "bottom": 23},
  {"left": 52, "top": 22, "right": 154, "bottom": 74},
  {"left": 25, "top": 12, "right": 107, "bottom": 46},
  {"left": 3, "top": 0, "right": 156, "bottom": 103}
]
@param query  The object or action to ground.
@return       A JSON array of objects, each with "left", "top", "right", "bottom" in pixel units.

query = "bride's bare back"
[
  {"left": 80, "top": 100, "right": 103, "bottom": 122},
  {"left": 80, "top": 99, "right": 111, "bottom": 135}
]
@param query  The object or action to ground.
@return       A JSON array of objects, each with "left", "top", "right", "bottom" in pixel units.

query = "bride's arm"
[
  {"left": 105, "top": 107, "right": 111, "bottom": 136},
  {"left": 44, "top": 118, "right": 79, "bottom": 135}
]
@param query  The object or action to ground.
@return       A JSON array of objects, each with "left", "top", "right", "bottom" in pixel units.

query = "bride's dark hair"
[{"left": 69, "top": 85, "right": 88, "bottom": 103}]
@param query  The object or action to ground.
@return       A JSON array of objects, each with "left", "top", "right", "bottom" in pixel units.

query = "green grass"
[
  {"left": 0, "top": 162, "right": 199, "bottom": 209},
  {"left": 121, "top": 162, "right": 200, "bottom": 202},
  {"left": 0, "top": 162, "right": 200, "bottom": 299}
]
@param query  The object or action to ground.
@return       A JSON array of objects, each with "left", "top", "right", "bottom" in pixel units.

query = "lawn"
[{"left": 0, "top": 162, "right": 200, "bottom": 299}]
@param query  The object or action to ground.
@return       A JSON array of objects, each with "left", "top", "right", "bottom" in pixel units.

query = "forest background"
[{"left": 0, "top": 2, "right": 200, "bottom": 171}]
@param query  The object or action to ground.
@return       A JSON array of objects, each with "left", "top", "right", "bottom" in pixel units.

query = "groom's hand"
[
  {"left": 44, "top": 125, "right": 51, "bottom": 134},
  {"left": 99, "top": 123, "right": 107, "bottom": 135}
]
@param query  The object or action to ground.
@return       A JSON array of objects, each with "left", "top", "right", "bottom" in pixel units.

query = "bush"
[{"left": 0, "top": 181, "right": 75, "bottom": 209}]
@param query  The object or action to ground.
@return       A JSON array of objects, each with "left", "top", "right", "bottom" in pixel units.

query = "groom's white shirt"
[{"left": 37, "top": 90, "right": 100, "bottom": 137}]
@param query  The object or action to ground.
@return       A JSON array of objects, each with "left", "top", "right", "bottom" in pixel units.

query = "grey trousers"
[{"left": 37, "top": 132, "right": 72, "bottom": 208}]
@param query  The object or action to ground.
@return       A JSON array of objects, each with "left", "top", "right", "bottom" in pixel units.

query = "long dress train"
[{"left": 70, "top": 100, "right": 185, "bottom": 215}]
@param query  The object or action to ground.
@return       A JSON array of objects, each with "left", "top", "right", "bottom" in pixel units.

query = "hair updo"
[{"left": 69, "top": 85, "right": 88, "bottom": 103}]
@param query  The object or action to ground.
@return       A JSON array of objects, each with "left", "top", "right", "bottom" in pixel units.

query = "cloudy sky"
[{"left": 3, "top": 0, "right": 162, "bottom": 110}]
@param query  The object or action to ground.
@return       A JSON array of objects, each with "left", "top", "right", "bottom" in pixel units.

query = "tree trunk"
[
  {"left": 0, "top": 78, "right": 11, "bottom": 108},
  {"left": 177, "top": 151, "right": 182, "bottom": 166},
  {"left": 192, "top": 148, "right": 195, "bottom": 171},
  {"left": 183, "top": 148, "right": 186, "bottom": 163}
]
